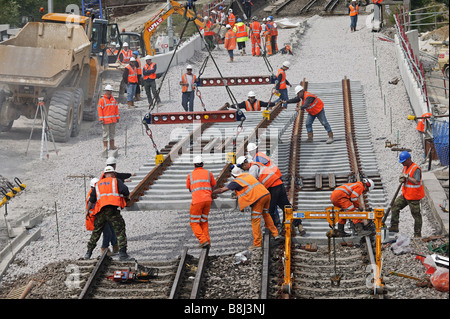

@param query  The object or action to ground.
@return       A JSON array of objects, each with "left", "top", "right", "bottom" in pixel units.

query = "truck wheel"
[
  {"left": 83, "top": 79, "right": 102, "bottom": 121},
  {"left": 0, "top": 91, "right": 13, "bottom": 132},
  {"left": 71, "top": 88, "right": 84, "bottom": 137},
  {"left": 47, "top": 90, "right": 75, "bottom": 143}
]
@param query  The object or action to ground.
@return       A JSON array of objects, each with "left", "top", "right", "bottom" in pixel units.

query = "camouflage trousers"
[
  {"left": 391, "top": 194, "right": 422, "bottom": 236},
  {"left": 87, "top": 206, "right": 127, "bottom": 251}
]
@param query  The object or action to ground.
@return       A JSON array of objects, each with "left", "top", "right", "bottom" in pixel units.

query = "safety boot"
[
  {"left": 336, "top": 223, "right": 351, "bottom": 237},
  {"left": 101, "top": 247, "right": 111, "bottom": 256},
  {"left": 326, "top": 131, "right": 334, "bottom": 144},
  {"left": 355, "top": 223, "right": 372, "bottom": 236},
  {"left": 305, "top": 132, "right": 313, "bottom": 143},
  {"left": 127, "top": 101, "right": 134, "bottom": 109},
  {"left": 119, "top": 248, "right": 133, "bottom": 261},
  {"left": 112, "top": 245, "right": 119, "bottom": 254},
  {"left": 135, "top": 94, "right": 140, "bottom": 101},
  {"left": 297, "top": 224, "right": 306, "bottom": 236},
  {"left": 388, "top": 224, "right": 399, "bottom": 233},
  {"left": 84, "top": 249, "right": 93, "bottom": 260}
]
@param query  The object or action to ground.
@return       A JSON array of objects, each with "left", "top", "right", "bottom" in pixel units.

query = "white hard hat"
[
  {"left": 363, "top": 178, "right": 375, "bottom": 192},
  {"left": 295, "top": 85, "right": 304, "bottom": 94},
  {"left": 231, "top": 166, "right": 243, "bottom": 178},
  {"left": 104, "top": 166, "right": 115, "bottom": 173},
  {"left": 186, "top": 64, "right": 193, "bottom": 69},
  {"left": 104, "top": 84, "right": 114, "bottom": 91},
  {"left": 145, "top": 55, "right": 152, "bottom": 60},
  {"left": 282, "top": 61, "right": 291, "bottom": 68},
  {"left": 248, "top": 91, "right": 256, "bottom": 97},
  {"left": 211, "top": 10, "right": 216, "bottom": 14},
  {"left": 106, "top": 156, "right": 117, "bottom": 165},
  {"left": 123, "top": 42, "right": 129, "bottom": 46},
  {"left": 228, "top": 8, "right": 233, "bottom": 12},
  {"left": 111, "top": 42, "right": 116, "bottom": 46},
  {"left": 193, "top": 155, "right": 203, "bottom": 164},
  {"left": 247, "top": 142, "right": 257, "bottom": 152},
  {"left": 116, "top": 43, "right": 121, "bottom": 48},
  {"left": 263, "top": 18, "right": 266, "bottom": 22},
  {"left": 90, "top": 178, "right": 99, "bottom": 188},
  {"left": 130, "top": 57, "right": 136, "bottom": 62},
  {"left": 204, "top": 16, "right": 209, "bottom": 20},
  {"left": 226, "top": 24, "right": 231, "bottom": 28},
  {"left": 236, "top": 156, "right": 247, "bottom": 166}
]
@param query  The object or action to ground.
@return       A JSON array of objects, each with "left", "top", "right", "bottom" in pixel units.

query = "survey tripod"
[{"left": 25, "top": 97, "right": 58, "bottom": 160}]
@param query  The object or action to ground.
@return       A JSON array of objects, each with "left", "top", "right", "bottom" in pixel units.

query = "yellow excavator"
[{"left": 143, "top": 0, "right": 205, "bottom": 56}]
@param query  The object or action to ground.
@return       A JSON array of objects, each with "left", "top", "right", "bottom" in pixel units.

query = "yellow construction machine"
[
  {"left": 0, "top": 13, "right": 121, "bottom": 141},
  {"left": 143, "top": 0, "right": 205, "bottom": 56},
  {"left": 430, "top": 40, "right": 449, "bottom": 79}
]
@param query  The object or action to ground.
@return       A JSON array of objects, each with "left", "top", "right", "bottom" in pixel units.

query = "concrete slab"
[{"left": 423, "top": 171, "right": 449, "bottom": 235}]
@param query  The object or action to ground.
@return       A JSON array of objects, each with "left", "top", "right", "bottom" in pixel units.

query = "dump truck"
[{"left": 0, "top": 13, "right": 114, "bottom": 142}]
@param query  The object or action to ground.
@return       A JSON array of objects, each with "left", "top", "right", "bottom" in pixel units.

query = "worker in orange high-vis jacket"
[
  {"left": 389, "top": 151, "right": 425, "bottom": 237},
  {"left": 236, "top": 91, "right": 276, "bottom": 111},
  {"left": 246, "top": 143, "right": 306, "bottom": 235},
  {"left": 416, "top": 112, "right": 432, "bottom": 133},
  {"left": 143, "top": 55, "right": 160, "bottom": 107},
  {"left": 85, "top": 177, "right": 118, "bottom": 256},
  {"left": 349, "top": 0, "right": 359, "bottom": 32},
  {"left": 213, "top": 166, "right": 280, "bottom": 250},
  {"left": 264, "top": 18, "right": 273, "bottom": 55},
  {"left": 249, "top": 16, "right": 262, "bottom": 56},
  {"left": 187, "top": 155, "right": 217, "bottom": 248},
  {"left": 274, "top": 61, "right": 292, "bottom": 108},
  {"left": 268, "top": 16, "right": 278, "bottom": 53},
  {"left": 227, "top": 8, "right": 236, "bottom": 28},
  {"left": 131, "top": 51, "right": 142, "bottom": 101},
  {"left": 118, "top": 42, "right": 132, "bottom": 63},
  {"left": 233, "top": 18, "right": 249, "bottom": 56},
  {"left": 98, "top": 84, "right": 120, "bottom": 158},
  {"left": 203, "top": 16, "right": 216, "bottom": 51},
  {"left": 180, "top": 65, "right": 197, "bottom": 112},
  {"left": 284, "top": 85, "right": 334, "bottom": 144},
  {"left": 224, "top": 24, "right": 237, "bottom": 62},
  {"left": 85, "top": 166, "right": 131, "bottom": 261},
  {"left": 122, "top": 57, "right": 139, "bottom": 108},
  {"left": 330, "top": 178, "right": 374, "bottom": 237}
]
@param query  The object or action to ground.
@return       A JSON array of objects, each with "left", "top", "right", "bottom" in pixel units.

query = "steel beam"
[{"left": 197, "top": 75, "right": 276, "bottom": 87}]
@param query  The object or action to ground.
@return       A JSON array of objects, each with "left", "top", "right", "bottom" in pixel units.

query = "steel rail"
[
  {"left": 190, "top": 246, "right": 209, "bottom": 299},
  {"left": 78, "top": 249, "right": 109, "bottom": 299},
  {"left": 260, "top": 228, "right": 271, "bottom": 299},
  {"left": 169, "top": 247, "right": 189, "bottom": 299}
]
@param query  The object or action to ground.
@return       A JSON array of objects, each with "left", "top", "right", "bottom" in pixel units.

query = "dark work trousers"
[
  {"left": 268, "top": 183, "right": 301, "bottom": 228},
  {"left": 182, "top": 91, "right": 195, "bottom": 112}
]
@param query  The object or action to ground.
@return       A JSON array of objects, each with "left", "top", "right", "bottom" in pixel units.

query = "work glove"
[{"left": 399, "top": 173, "right": 408, "bottom": 183}]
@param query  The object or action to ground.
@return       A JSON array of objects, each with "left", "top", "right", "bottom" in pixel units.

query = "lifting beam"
[{"left": 282, "top": 206, "right": 385, "bottom": 296}]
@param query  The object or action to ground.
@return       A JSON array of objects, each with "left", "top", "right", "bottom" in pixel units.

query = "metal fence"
[{"left": 433, "top": 120, "right": 449, "bottom": 166}]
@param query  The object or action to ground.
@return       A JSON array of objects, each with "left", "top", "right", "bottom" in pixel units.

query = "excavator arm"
[{"left": 143, "top": 0, "right": 204, "bottom": 56}]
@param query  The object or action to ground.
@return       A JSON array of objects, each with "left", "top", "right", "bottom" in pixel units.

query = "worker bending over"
[
  {"left": 330, "top": 178, "right": 374, "bottom": 237},
  {"left": 212, "top": 166, "right": 280, "bottom": 250},
  {"left": 389, "top": 151, "right": 425, "bottom": 238},
  {"left": 284, "top": 85, "right": 334, "bottom": 144},
  {"left": 85, "top": 166, "right": 131, "bottom": 261},
  {"left": 274, "top": 61, "right": 292, "bottom": 108},
  {"left": 187, "top": 156, "right": 217, "bottom": 248}
]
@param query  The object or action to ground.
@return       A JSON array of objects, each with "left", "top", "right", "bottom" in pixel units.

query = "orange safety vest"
[
  {"left": 204, "top": 20, "right": 215, "bottom": 36},
  {"left": 187, "top": 167, "right": 216, "bottom": 205},
  {"left": 85, "top": 188, "right": 96, "bottom": 231},
  {"left": 119, "top": 49, "right": 132, "bottom": 63},
  {"left": 250, "top": 161, "right": 283, "bottom": 189},
  {"left": 235, "top": 23, "right": 248, "bottom": 39},
  {"left": 143, "top": 62, "right": 157, "bottom": 80},
  {"left": 250, "top": 21, "right": 261, "bottom": 37},
  {"left": 416, "top": 112, "right": 432, "bottom": 132},
  {"left": 253, "top": 151, "right": 283, "bottom": 181},
  {"left": 265, "top": 21, "right": 273, "bottom": 36},
  {"left": 302, "top": 91, "right": 324, "bottom": 116},
  {"left": 98, "top": 94, "right": 119, "bottom": 124},
  {"left": 349, "top": 4, "right": 359, "bottom": 16},
  {"left": 270, "top": 22, "right": 278, "bottom": 36},
  {"left": 332, "top": 182, "right": 364, "bottom": 211},
  {"left": 94, "top": 177, "right": 127, "bottom": 213},
  {"left": 224, "top": 30, "right": 237, "bottom": 50},
  {"left": 402, "top": 162, "right": 425, "bottom": 201},
  {"left": 181, "top": 73, "right": 196, "bottom": 92},
  {"left": 245, "top": 99, "right": 261, "bottom": 111},
  {"left": 126, "top": 64, "right": 138, "bottom": 84},
  {"left": 277, "top": 68, "right": 287, "bottom": 90},
  {"left": 233, "top": 173, "right": 269, "bottom": 211},
  {"left": 136, "top": 57, "right": 142, "bottom": 76},
  {"left": 228, "top": 13, "right": 235, "bottom": 27}
]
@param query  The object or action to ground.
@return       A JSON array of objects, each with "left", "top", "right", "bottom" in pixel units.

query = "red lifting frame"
[
  {"left": 199, "top": 76, "right": 274, "bottom": 87},
  {"left": 144, "top": 110, "right": 245, "bottom": 125}
]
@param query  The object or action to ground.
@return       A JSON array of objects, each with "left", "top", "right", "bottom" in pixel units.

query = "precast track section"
[{"left": 267, "top": 78, "right": 389, "bottom": 299}]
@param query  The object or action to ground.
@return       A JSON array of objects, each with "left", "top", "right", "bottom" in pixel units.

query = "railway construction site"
[{"left": 0, "top": 0, "right": 448, "bottom": 308}]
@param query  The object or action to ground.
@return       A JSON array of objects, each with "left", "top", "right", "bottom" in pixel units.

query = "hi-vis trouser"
[
  {"left": 190, "top": 201, "right": 212, "bottom": 245},
  {"left": 250, "top": 194, "right": 278, "bottom": 246}
]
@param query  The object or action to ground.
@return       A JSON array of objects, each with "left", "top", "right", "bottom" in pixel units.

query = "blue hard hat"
[
  {"left": 398, "top": 151, "right": 411, "bottom": 163},
  {"left": 219, "top": 6, "right": 223, "bottom": 9},
  {"left": 237, "top": 18, "right": 242, "bottom": 22},
  {"left": 268, "top": 16, "right": 273, "bottom": 20},
  {"left": 133, "top": 50, "right": 139, "bottom": 56}
]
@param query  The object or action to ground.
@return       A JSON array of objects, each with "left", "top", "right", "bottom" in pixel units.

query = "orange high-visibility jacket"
[
  {"left": 187, "top": 167, "right": 217, "bottom": 205},
  {"left": 143, "top": 62, "right": 157, "bottom": 80},
  {"left": 85, "top": 189, "right": 96, "bottom": 231},
  {"left": 330, "top": 182, "right": 364, "bottom": 211},
  {"left": 227, "top": 13, "right": 236, "bottom": 27},
  {"left": 402, "top": 162, "right": 425, "bottom": 201},
  {"left": 276, "top": 68, "right": 287, "bottom": 90},
  {"left": 250, "top": 161, "right": 283, "bottom": 189},
  {"left": 245, "top": 99, "right": 261, "bottom": 111},
  {"left": 233, "top": 173, "right": 269, "bottom": 211},
  {"left": 98, "top": 94, "right": 119, "bottom": 124},
  {"left": 349, "top": 4, "right": 359, "bottom": 16},
  {"left": 204, "top": 20, "right": 215, "bottom": 36},
  {"left": 270, "top": 22, "right": 278, "bottom": 36},
  {"left": 94, "top": 177, "right": 126, "bottom": 213},
  {"left": 250, "top": 21, "right": 261, "bottom": 37},
  {"left": 126, "top": 64, "right": 138, "bottom": 83},
  {"left": 119, "top": 49, "right": 132, "bottom": 63},
  {"left": 224, "top": 29, "right": 237, "bottom": 50},
  {"left": 302, "top": 91, "right": 324, "bottom": 116},
  {"left": 253, "top": 151, "right": 282, "bottom": 180},
  {"left": 136, "top": 57, "right": 142, "bottom": 75},
  {"left": 181, "top": 73, "right": 196, "bottom": 92},
  {"left": 416, "top": 113, "right": 432, "bottom": 132}
]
